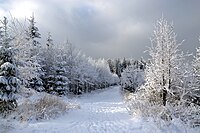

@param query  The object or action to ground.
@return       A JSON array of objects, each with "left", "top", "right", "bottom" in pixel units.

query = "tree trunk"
[{"left": 163, "top": 89, "right": 167, "bottom": 106}]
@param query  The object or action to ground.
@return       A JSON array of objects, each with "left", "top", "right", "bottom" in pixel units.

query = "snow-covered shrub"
[
  {"left": 34, "top": 95, "right": 68, "bottom": 120},
  {"left": 126, "top": 84, "right": 200, "bottom": 128},
  {"left": 171, "top": 101, "right": 200, "bottom": 127},
  {"left": 126, "top": 86, "right": 172, "bottom": 124},
  {"left": 13, "top": 94, "right": 77, "bottom": 122}
]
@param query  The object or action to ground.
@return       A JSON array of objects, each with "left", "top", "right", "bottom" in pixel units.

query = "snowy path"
[{"left": 12, "top": 86, "right": 159, "bottom": 133}]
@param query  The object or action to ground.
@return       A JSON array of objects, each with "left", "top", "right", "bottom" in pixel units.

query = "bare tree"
[{"left": 145, "top": 17, "right": 185, "bottom": 106}]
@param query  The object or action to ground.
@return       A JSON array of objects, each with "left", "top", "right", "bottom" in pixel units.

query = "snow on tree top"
[{"left": 0, "top": 62, "right": 16, "bottom": 71}]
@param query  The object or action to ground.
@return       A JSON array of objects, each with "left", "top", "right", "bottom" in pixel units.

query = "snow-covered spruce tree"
[
  {"left": 54, "top": 48, "right": 69, "bottom": 95},
  {"left": 0, "top": 17, "right": 20, "bottom": 114},
  {"left": 9, "top": 17, "right": 43, "bottom": 91},
  {"left": 122, "top": 58, "right": 128, "bottom": 71},
  {"left": 107, "top": 59, "right": 115, "bottom": 73},
  {"left": 41, "top": 34, "right": 69, "bottom": 95},
  {"left": 41, "top": 32, "right": 56, "bottom": 93},
  {"left": 46, "top": 32, "right": 53, "bottom": 47},
  {"left": 41, "top": 35, "right": 69, "bottom": 96},
  {"left": 25, "top": 14, "right": 43, "bottom": 91},
  {"left": 26, "top": 13, "right": 41, "bottom": 46},
  {"left": 115, "top": 59, "right": 122, "bottom": 77}
]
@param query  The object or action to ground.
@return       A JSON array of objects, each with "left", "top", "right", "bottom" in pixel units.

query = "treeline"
[
  {"left": 39, "top": 41, "right": 119, "bottom": 95},
  {"left": 0, "top": 15, "right": 118, "bottom": 114},
  {"left": 107, "top": 58, "right": 146, "bottom": 92},
  {"left": 107, "top": 58, "right": 145, "bottom": 77}
]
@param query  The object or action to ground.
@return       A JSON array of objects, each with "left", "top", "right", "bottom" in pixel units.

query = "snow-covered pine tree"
[
  {"left": 42, "top": 33, "right": 69, "bottom": 95},
  {"left": 25, "top": 14, "right": 43, "bottom": 91},
  {"left": 53, "top": 48, "right": 69, "bottom": 95},
  {"left": 9, "top": 16, "right": 43, "bottom": 91},
  {"left": 115, "top": 59, "right": 122, "bottom": 77},
  {"left": 41, "top": 32, "right": 55, "bottom": 93},
  {"left": 107, "top": 59, "right": 115, "bottom": 73},
  {"left": 0, "top": 17, "right": 20, "bottom": 114},
  {"left": 26, "top": 13, "right": 41, "bottom": 46},
  {"left": 122, "top": 58, "right": 128, "bottom": 71},
  {"left": 46, "top": 32, "right": 53, "bottom": 47}
]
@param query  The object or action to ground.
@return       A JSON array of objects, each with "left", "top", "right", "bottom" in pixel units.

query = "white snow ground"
[{"left": 2, "top": 86, "right": 199, "bottom": 133}]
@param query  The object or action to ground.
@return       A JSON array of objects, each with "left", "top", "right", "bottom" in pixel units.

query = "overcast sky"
[{"left": 0, "top": 0, "right": 200, "bottom": 59}]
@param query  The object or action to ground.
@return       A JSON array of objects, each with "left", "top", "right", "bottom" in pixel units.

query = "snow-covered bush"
[
  {"left": 126, "top": 86, "right": 173, "bottom": 123},
  {"left": 34, "top": 95, "right": 68, "bottom": 120},
  {"left": 13, "top": 93, "right": 77, "bottom": 122}
]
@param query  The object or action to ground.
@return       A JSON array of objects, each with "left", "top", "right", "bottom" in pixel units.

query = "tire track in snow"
[{"left": 63, "top": 86, "right": 137, "bottom": 133}]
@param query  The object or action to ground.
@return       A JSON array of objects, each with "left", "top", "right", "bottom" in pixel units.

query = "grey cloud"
[{"left": 0, "top": 0, "right": 200, "bottom": 59}]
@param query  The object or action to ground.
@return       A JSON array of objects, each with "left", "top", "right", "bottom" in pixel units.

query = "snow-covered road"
[
  {"left": 11, "top": 86, "right": 173, "bottom": 133},
  {"left": 59, "top": 86, "right": 145, "bottom": 133}
]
